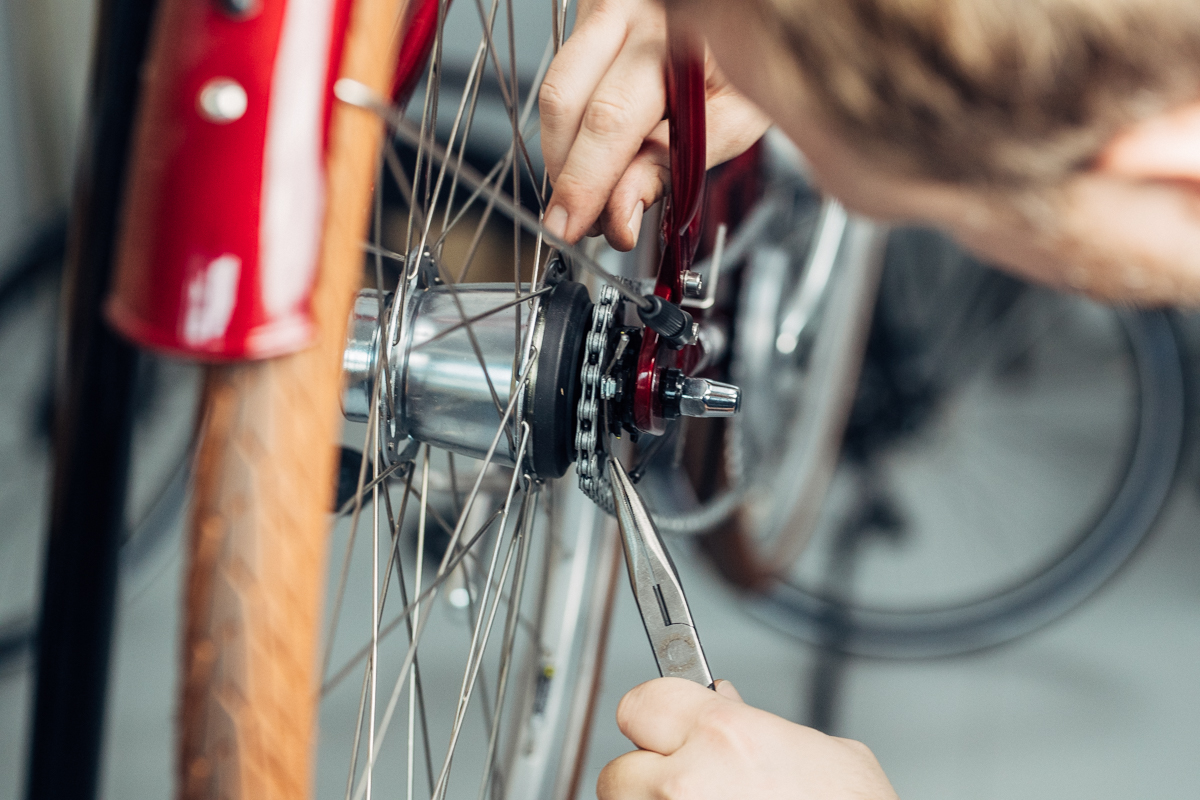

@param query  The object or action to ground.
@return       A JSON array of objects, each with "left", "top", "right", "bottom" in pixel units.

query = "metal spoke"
[
  {"left": 433, "top": 516, "right": 523, "bottom": 800},
  {"left": 409, "top": 447, "right": 431, "bottom": 800},
  {"left": 366, "top": 402, "right": 382, "bottom": 800},
  {"left": 340, "top": 416, "right": 393, "bottom": 800},
  {"left": 346, "top": 395, "right": 533, "bottom": 800},
  {"left": 475, "top": 483, "right": 537, "bottom": 800},
  {"left": 341, "top": 154, "right": 419, "bottom": 799},
  {"left": 467, "top": 0, "right": 544, "bottom": 209},
  {"left": 430, "top": 429, "right": 530, "bottom": 796},
  {"left": 329, "top": 155, "right": 407, "bottom": 686},
  {"left": 327, "top": 355, "right": 533, "bottom": 695},
  {"left": 446, "top": 451, "right": 464, "bottom": 524},
  {"left": 436, "top": 94, "right": 549, "bottom": 260},
  {"left": 438, "top": 151, "right": 510, "bottom": 253},
  {"left": 335, "top": 461, "right": 407, "bottom": 517},
  {"left": 362, "top": 241, "right": 409, "bottom": 267},
  {"left": 376, "top": 451, "right": 437, "bottom": 794},
  {"left": 401, "top": 20, "right": 445, "bottom": 265},
  {"left": 412, "top": 0, "right": 502, "bottom": 261},
  {"left": 336, "top": 79, "right": 651, "bottom": 311},
  {"left": 342, "top": 658, "right": 372, "bottom": 800},
  {"left": 322, "top": 502, "right": 503, "bottom": 696},
  {"left": 437, "top": 110, "right": 538, "bottom": 264},
  {"left": 440, "top": 38, "right": 553, "bottom": 285},
  {"left": 411, "top": 286, "right": 552, "bottom": 351},
  {"left": 322, "top": 379, "right": 386, "bottom": 681},
  {"left": 456, "top": 556, "right": 497, "bottom": 737},
  {"left": 440, "top": 36, "right": 495, "bottom": 233},
  {"left": 383, "top": 138, "right": 427, "bottom": 238},
  {"left": 342, "top": 451, "right": 509, "bottom": 799},
  {"left": 330, "top": 6, "right": 599, "bottom": 796}
]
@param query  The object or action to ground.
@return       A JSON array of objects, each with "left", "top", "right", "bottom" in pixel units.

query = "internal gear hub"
[{"left": 343, "top": 275, "right": 592, "bottom": 479}]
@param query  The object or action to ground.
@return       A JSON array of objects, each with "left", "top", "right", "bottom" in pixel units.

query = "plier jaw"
[{"left": 608, "top": 456, "right": 714, "bottom": 688}]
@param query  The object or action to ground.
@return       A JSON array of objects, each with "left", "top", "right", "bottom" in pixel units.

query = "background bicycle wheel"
[{"left": 3, "top": 1, "right": 1200, "bottom": 800}]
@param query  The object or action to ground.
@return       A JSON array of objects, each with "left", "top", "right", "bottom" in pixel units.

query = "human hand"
[
  {"left": 539, "top": 0, "right": 770, "bottom": 251},
  {"left": 597, "top": 677, "right": 899, "bottom": 800}
]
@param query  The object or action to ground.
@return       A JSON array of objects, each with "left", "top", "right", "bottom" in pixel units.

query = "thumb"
[{"left": 713, "top": 679, "right": 743, "bottom": 703}]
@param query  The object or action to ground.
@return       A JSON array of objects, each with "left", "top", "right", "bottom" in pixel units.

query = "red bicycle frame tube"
[
  {"left": 392, "top": 0, "right": 441, "bottom": 104},
  {"left": 632, "top": 27, "right": 707, "bottom": 434}
]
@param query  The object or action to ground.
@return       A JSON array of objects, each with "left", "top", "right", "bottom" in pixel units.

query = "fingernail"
[
  {"left": 714, "top": 679, "right": 743, "bottom": 702},
  {"left": 545, "top": 205, "right": 568, "bottom": 240},
  {"left": 627, "top": 201, "right": 645, "bottom": 247}
]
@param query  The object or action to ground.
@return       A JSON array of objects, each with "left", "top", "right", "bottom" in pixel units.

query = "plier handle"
[{"left": 609, "top": 456, "right": 713, "bottom": 688}]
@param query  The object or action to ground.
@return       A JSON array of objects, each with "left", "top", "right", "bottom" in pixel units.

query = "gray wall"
[{"left": 0, "top": 0, "right": 96, "bottom": 263}]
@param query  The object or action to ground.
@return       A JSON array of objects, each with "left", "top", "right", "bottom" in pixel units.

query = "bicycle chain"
[{"left": 576, "top": 283, "right": 622, "bottom": 513}]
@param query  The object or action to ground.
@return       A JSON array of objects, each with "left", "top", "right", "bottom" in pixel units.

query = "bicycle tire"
[{"left": 172, "top": 0, "right": 404, "bottom": 793}]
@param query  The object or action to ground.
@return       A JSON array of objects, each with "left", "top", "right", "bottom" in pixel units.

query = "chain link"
[{"left": 576, "top": 283, "right": 621, "bottom": 513}]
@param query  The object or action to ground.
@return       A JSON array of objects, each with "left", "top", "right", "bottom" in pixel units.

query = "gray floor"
[{"left": 1, "top": 296, "right": 1199, "bottom": 799}]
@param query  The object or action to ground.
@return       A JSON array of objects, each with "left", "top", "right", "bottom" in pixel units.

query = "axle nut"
[
  {"left": 679, "top": 377, "right": 741, "bottom": 418},
  {"left": 660, "top": 369, "right": 741, "bottom": 419}
]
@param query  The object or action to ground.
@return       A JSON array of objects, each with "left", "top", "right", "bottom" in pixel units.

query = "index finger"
[
  {"left": 543, "top": 39, "right": 668, "bottom": 243},
  {"left": 538, "top": 7, "right": 631, "bottom": 180},
  {"left": 615, "top": 677, "right": 726, "bottom": 755}
]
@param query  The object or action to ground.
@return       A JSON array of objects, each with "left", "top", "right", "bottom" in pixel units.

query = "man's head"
[{"left": 672, "top": 0, "right": 1200, "bottom": 305}]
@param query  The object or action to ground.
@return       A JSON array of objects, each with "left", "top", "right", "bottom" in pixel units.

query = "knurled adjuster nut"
[{"left": 637, "top": 295, "right": 695, "bottom": 350}]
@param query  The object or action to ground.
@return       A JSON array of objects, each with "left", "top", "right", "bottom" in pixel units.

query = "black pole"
[{"left": 25, "top": 0, "right": 159, "bottom": 792}]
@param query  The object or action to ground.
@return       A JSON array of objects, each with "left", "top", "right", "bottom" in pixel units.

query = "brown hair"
[{"left": 688, "top": 0, "right": 1200, "bottom": 186}]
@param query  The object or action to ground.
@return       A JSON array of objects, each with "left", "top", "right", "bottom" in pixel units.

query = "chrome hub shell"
[{"left": 343, "top": 274, "right": 592, "bottom": 479}]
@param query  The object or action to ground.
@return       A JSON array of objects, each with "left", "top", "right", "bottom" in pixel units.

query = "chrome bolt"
[
  {"left": 682, "top": 270, "right": 705, "bottom": 299},
  {"left": 678, "top": 377, "right": 740, "bottom": 418},
  {"left": 198, "top": 78, "right": 248, "bottom": 123},
  {"left": 218, "top": 0, "right": 260, "bottom": 17}
]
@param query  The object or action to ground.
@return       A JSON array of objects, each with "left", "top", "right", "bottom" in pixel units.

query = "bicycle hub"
[{"left": 342, "top": 269, "right": 741, "bottom": 481}]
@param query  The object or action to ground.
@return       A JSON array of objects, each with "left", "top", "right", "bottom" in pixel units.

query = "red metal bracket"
[{"left": 632, "top": 27, "right": 707, "bottom": 434}]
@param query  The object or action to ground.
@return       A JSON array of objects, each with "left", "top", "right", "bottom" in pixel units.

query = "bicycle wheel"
[
  {"left": 750, "top": 228, "right": 1186, "bottom": 658},
  {"left": 122, "top": 1, "right": 648, "bottom": 798}
]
